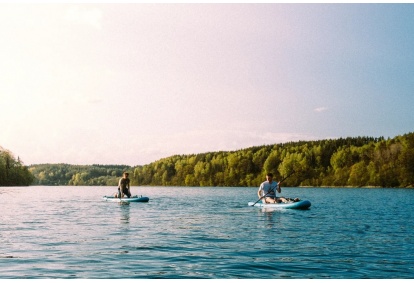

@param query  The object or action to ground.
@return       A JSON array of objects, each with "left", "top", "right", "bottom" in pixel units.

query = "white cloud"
[
  {"left": 64, "top": 6, "right": 103, "bottom": 30},
  {"left": 314, "top": 107, "right": 328, "bottom": 112}
]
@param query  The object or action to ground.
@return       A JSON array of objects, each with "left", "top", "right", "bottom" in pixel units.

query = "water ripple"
[{"left": 0, "top": 186, "right": 413, "bottom": 278}]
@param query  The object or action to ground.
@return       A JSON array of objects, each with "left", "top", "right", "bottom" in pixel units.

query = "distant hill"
[
  {"left": 129, "top": 133, "right": 414, "bottom": 188},
  {"left": 26, "top": 132, "right": 414, "bottom": 188},
  {"left": 28, "top": 164, "right": 132, "bottom": 186}
]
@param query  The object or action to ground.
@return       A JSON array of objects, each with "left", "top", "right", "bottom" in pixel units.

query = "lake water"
[{"left": 0, "top": 186, "right": 413, "bottom": 279}]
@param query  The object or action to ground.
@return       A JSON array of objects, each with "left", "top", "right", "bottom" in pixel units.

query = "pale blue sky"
[{"left": 1, "top": 3, "right": 413, "bottom": 166}]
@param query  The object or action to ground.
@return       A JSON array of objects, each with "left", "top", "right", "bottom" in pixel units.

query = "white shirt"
[{"left": 259, "top": 180, "right": 278, "bottom": 197}]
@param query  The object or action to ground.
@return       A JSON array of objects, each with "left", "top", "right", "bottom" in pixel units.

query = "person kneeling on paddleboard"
[
  {"left": 257, "top": 173, "right": 287, "bottom": 203},
  {"left": 117, "top": 172, "right": 131, "bottom": 198}
]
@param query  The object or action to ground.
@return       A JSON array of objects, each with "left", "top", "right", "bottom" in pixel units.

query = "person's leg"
[
  {"left": 277, "top": 197, "right": 287, "bottom": 203},
  {"left": 265, "top": 197, "right": 277, "bottom": 203},
  {"left": 122, "top": 188, "right": 131, "bottom": 198}
]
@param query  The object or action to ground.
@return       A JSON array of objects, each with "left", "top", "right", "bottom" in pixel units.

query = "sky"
[{"left": 1, "top": 3, "right": 414, "bottom": 166}]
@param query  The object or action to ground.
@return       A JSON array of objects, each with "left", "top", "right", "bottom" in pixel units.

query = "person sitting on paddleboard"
[
  {"left": 257, "top": 173, "right": 287, "bottom": 203},
  {"left": 117, "top": 172, "right": 131, "bottom": 198}
]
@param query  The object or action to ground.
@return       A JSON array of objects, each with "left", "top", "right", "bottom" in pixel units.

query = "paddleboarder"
[
  {"left": 257, "top": 173, "right": 287, "bottom": 203},
  {"left": 117, "top": 172, "right": 131, "bottom": 198}
]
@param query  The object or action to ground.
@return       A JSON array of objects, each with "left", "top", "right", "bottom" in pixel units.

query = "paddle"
[{"left": 249, "top": 170, "right": 296, "bottom": 206}]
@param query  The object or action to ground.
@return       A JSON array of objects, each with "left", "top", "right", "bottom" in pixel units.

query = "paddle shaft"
[
  {"left": 249, "top": 170, "right": 296, "bottom": 206},
  {"left": 278, "top": 170, "right": 296, "bottom": 184}
]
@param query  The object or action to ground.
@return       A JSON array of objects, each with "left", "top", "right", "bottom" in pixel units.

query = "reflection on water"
[
  {"left": 120, "top": 202, "right": 130, "bottom": 224},
  {"left": 259, "top": 208, "right": 288, "bottom": 230}
]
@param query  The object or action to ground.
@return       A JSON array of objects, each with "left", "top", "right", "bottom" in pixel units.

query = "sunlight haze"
[{"left": 1, "top": 3, "right": 413, "bottom": 166}]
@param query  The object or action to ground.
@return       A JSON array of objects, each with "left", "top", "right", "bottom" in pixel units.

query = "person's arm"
[
  {"left": 257, "top": 186, "right": 263, "bottom": 199},
  {"left": 116, "top": 178, "right": 121, "bottom": 198},
  {"left": 277, "top": 181, "right": 281, "bottom": 194}
]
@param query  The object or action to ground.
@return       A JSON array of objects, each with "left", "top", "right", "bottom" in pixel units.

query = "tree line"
[
  {"left": 2, "top": 132, "right": 414, "bottom": 188},
  {"left": 28, "top": 164, "right": 132, "bottom": 186},
  {"left": 0, "top": 146, "right": 34, "bottom": 186},
  {"left": 131, "top": 133, "right": 414, "bottom": 188}
]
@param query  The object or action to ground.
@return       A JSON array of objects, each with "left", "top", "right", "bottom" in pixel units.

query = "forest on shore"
[
  {"left": 1, "top": 132, "right": 414, "bottom": 188},
  {"left": 0, "top": 147, "right": 34, "bottom": 186},
  {"left": 129, "top": 133, "right": 414, "bottom": 188}
]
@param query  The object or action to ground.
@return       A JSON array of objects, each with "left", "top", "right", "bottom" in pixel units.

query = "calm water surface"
[{"left": 0, "top": 186, "right": 413, "bottom": 279}]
